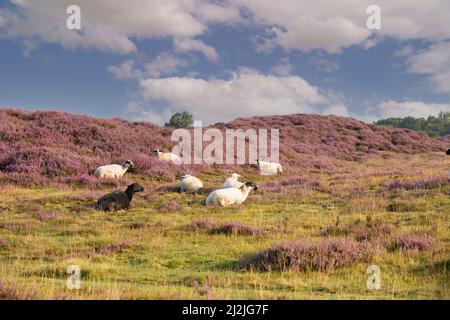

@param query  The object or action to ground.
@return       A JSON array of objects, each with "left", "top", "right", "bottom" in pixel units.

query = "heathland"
[{"left": 0, "top": 108, "right": 448, "bottom": 299}]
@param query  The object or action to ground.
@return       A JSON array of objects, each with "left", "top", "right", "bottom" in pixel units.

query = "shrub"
[
  {"left": 388, "top": 233, "right": 435, "bottom": 251},
  {"left": 241, "top": 238, "right": 375, "bottom": 272}
]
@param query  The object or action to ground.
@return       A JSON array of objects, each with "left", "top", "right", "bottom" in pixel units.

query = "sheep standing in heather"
[
  {"left": 205, "top": 182, "right": 258, "bottom": 206},
  {"left": 94, "top": 160, "right": 134, "bottom": 179},
  {"left": 96, "top": 183, "right": 144, "bottom": 212},
  {"left": 180, "top": 174, "right": 203, "bottom": 193},
  {"left": 257, "top": 158, "right": 282, "bottom": 175},
  {"left": 222, "top": 173, "right": 244, "bottom": 189},
  {"left": 153, "top": 149, "right": 181, "bottom": 164}
]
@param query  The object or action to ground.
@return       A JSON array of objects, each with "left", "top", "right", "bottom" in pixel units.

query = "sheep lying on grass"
[
  {"left": 205, "top": 181, "right": 258, "bottom": 206},
  {"left": 180, "top": 174, "right": 203, "bottom": 193},
  {"left": 153, "top": 149, "right": 181, "bottom": 164},
  {"left": 257, "top": 159, "right": 282, "bottom": 175},
  {"left": 222, "top": 173, "right": 243, "bottom": 189},
  {"left": 96, "top": 183, "right": 144, "bottom": 212},
  {"left": 94, "top": 160, "right": 134, "bottom": 179}
]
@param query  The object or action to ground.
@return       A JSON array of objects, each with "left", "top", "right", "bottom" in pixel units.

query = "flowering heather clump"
[
  {"left": 159, "top": 199, "right": 181, "bottom": 213},
  {"left": 387, "top": 178, "right": 449, "bottom": 191},
  {"left": 61, "top": 174, "right": 120, "bottom": 189},
  {"left": 192, "top": 219, "right": 267, "bottom": 236},
  {"left": 95, "top": 239, "right": 132, "bottom": 256},
  {"left": 0, "top": 281, "right": 37, "bottom": 300},
  {"left": 389, "top": 233, "right": 436, "bottom": 251},
  {"left": 192, "top": 217, "right": 217, "bottom": 230},
  {"left": 35, "top": 211, "right": 59, "bottom": 220},
  {"left": 322, "top": 219, "right": 393, "bottom": 242},
  {"left": 241, "top": 238, "right": 375, "bottom": 272},
  {"left": 210, "top": 222, "right": 267, "bottom": 236},
  {"left": 265, "top": 176, "right": 326, "bottom": 195}
]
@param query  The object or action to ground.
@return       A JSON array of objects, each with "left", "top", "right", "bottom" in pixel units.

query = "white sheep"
[
  {"left": 94, "top": 160, "right": 134, "bottom": 179},
  {"left": 222, "top": 173, "right": 244, "bottom": 189},
  {"left": 180, "top": 174, "right": 203, "bottom": 193},
  {"left": 205, "top": 182, "right": 258, "bottom": 206},
  {"left": 153, "top": 149, "right": 181, "bottom": 164},
  {"left": 257, "top": 158, "right": 282, "bottom": 176}
]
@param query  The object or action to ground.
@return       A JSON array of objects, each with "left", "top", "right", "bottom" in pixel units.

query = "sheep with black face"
[
  {"left": 94, "top": 160, "right": 134, "bottom": 179},
  {"left": 205, "top": 181, "right": 258, "bottom": 207},
  {"left": 96, "top": 183, "right": 144, "bottom": 212}
]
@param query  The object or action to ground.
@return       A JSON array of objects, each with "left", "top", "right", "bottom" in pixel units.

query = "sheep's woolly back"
[
  {"left": 206, "top": 185, "right": 254, "bottom": 207},
  {"left": 223, "top": 173, "right": 243, "bottom": 189},
  {"left": 258, "top": 160, "right": 282, "bottom": 176},
  {"left": 94, "top": 164, "right": 129, "bottom": 179},
  {"left": 156, "top": 151, "right": 181, "bottom": 164},
  {"left": 180, "top": 175, "right": 203, "bottom": 193}
]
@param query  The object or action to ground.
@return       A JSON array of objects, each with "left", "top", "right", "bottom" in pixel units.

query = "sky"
[{"left": 0, "top": 0, "right": 449, "bottom": 125}]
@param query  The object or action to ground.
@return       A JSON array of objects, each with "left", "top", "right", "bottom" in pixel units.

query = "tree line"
[{"left": 375, "top": 111, "right": 450, "bottom": 137}]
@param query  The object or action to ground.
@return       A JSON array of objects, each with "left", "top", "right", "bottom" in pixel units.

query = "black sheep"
[
  {"left": 96, "top": 183, "right": 144, "bottom": 212},
  {"left": 447, "top": 149, "right": 450, "bottom": 155}
]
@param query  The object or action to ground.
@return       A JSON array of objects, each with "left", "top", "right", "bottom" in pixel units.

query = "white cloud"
[
  {"left": 144, "top": 53, "right": 188, "bottom": 78},
  {"left": 308, "top": 54, "right": 339, "bottom": 72},
  {"left": 124, "top": 101, "right": 172, "bottom": 125},
  {"left": 107, "top": 60, "right": 140, "bottom": 79},
  {"left": 139, "top": 68, "right": 330, "bottom": 124},
  {"left": 2, "top": 0, "right": 450, "bottom": 57},
  {"left": 271, "top": 57, "right": 293, "bottom": 76},
  {"left": 22, "top": 39, "right": 38, "bottom": 58},
  {"left": 405, "top": 41, "right": 450, "bottom": 93},
  {"left": 0, "top": 0, "right": 212, "bottom": 54},
  {"left": 174, "top": 38, "right": 219, "bottom": 62},
  {"left": 323, "top": 104, "right": 350, "bottom": 117},
  {"left": 195, "top": 2, "right": 243, "bottom": 24},
  {"left": 366, "top": 100, "right": 450, "bottom": 121},
  {"left": 232, "top": 0, "right": 450, "bottom": 53}
]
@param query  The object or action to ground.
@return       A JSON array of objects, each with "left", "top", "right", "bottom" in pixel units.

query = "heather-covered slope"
[{"left": 0, "top": 108, "right": 446, "bottom": 186}]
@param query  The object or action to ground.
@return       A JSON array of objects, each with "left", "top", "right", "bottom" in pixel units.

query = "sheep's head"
[
  {"left": 447, "top": 149, "right": 450, "bottom": 155},
  {"left": 181, "top": 174, "right": 192, "bottom": 179},
  {"left": 153, "top": 149, "right": 161, "bottom": 156},
  {"left": 122, "top": 160, "right": 134, "bottom": 169},
  {"left": 241, "top": 181, "right": 258, "bottom": 191},
  {"left": 126, "top": 183, "right": 144, "bottom": 194}
]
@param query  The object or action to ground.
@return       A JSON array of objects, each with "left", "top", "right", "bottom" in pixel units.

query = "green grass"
[{"left": 0, "top": 154, "right": 449, "bottom": 299}]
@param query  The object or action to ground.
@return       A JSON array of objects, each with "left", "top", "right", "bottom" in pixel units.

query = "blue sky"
[{"left": 0, "top": 0, "right": 449, "bottom": 124}]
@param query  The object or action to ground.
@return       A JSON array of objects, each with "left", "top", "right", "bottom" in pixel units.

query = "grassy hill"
[{"left": 0, "top": 108, "right": 448, "bottom": 299}]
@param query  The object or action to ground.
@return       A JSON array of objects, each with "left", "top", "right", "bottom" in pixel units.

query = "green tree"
[
  {"left": 375, "top": 111, "right": 450, "bottom": 137},
  {"left": 165, "top": 112, "right": 194, "bottom": 129}
]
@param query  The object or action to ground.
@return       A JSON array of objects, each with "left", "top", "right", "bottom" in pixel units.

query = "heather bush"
[
  {"left": 159, "top": 199, "right": 181, "bottom": 213},
  {"left": 241, "top": 238, "right": 375, "bottom": 272},
  {"left": 192, "top": 218, "right": 267, "bottom": 236},
  {"left": 35, "top": 211, "right": 59, "bottom": 221},
  {"left": 388, "top": 233, "right": 436, "bottom": 251},
  {"left": 0, "top": 281, "right": 37, "bottom": 300},
  {"left": 95, "top": 239, "right": 132, "bottom": 256},
  {"left": 321, "top": 219, "right": 392, "bottom": 242},
  {"left": 387, "top": 178, "right": 448, "bottom": 191}
]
